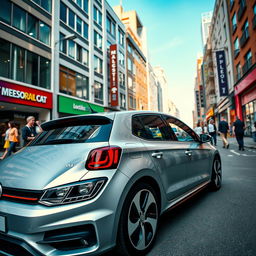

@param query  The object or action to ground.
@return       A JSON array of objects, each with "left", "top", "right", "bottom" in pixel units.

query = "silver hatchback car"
[{"left": 0, "top": 111, "right": 222, "bottom": 256}]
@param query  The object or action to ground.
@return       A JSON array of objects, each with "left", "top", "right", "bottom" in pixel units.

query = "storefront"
[
  {"left": 58, "top": 95, "right": 104, "bottom": 116},
  {"left": 235, "top": 66, "right": 256, "bottom": 136},
  {"left": 0, "top": 79, "right": 52, "bottom": 147}
]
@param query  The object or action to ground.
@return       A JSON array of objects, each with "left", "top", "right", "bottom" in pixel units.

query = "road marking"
[
  {"left": 227, "top": 155, "right": 234, "bottom": 157},
  {"left": 230, "top": 150, "right": 241, "bottom": 156}
]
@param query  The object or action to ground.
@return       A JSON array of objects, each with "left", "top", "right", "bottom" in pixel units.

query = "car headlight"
[{"left": 39, "top": 178, "right": 107, "bottom": 206}]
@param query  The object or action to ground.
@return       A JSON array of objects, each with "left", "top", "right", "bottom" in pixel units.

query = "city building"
[
  {"left": 210, "top": 0, "right": 235, "bottom": 126},
  {"left": 148, "top": 63, "right": 159, "bottom": 111},
  {"left": 227, "top": 0, "right": 256, "bottom": 136},
  {"left": 113, "top": 5, "right": 148, "bottom": 110},
  {"left": 0, "top": 0, "right": 127, "bottom": 148},
  {"left": 201, "top": 11, "right": 213, "bottom": 48}
]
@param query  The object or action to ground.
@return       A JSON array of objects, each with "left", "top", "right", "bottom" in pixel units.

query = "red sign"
[
  {"left": 0, "top": 80, "right": 52, "bottom": 109},
  {"left": 110, "top": 44, "right": 118, "bottom": 106}
]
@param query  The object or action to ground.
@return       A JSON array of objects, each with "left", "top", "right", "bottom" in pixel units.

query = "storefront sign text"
[
  {"left": 110, "top": 44, "right": 119, "bottom": 107},
  {"left": 216, "top": 50, "right": 228, "bottom": 97}
]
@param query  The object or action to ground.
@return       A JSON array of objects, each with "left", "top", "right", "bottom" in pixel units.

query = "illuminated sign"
[
  {"left": 216, "top": 50, "right": 228, "bottom": 97},
  {"left": 0, "top": 80, "right": 52, "bottom": 109},
  {"left": 110, "top": 44, "right": 119, "bottom": 107}
]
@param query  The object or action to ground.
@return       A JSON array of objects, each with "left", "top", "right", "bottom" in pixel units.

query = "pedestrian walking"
[
  {"left": 203, "top": 123, "right": 208, "bottom": 134},
  {"left": 0, "top": 122, "right": 11, "bottom": 160},
  {"left": 229, "top": 122, "right": 233, "bottom": 137},
  {"left": 233, "top": 116, "right": 245, "bottom": 151},
  {"left": 218, "top": 117, "right": 229, "bottom": 149},
  {"left": 252, "top": 121, "right": 256, "bottom": 142},
  {"left": 7, "top": 121, "right": 19, "bottom": 157},
  {"left": 208, "top": 119, "right": 217, "bottom": 146},
  {"left": 22, "top": 116, "right": 42, "bottom": 146},
  {"left": 194, "top": 122, "right": 203, "bottom": 136}
]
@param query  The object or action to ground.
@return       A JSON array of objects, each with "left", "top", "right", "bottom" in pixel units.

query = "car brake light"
[{"left": 86, "top": 146, "right": 122, "bottom": 170}]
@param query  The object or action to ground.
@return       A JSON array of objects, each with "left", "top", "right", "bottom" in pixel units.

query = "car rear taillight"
[{"left": 86, "top": 146, "right": 122, "bottom": 170}]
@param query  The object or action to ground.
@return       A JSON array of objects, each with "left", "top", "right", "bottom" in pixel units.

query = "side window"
[
  {"left": 132, "top": 115, "right": 167, "bottom": 140},
  {"left": 164, "top": 116, "right": 198, "bottom": 142}
]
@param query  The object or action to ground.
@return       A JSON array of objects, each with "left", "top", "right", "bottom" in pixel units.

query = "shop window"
[
  {"left": 0, "top": 39, "right": 10, "bottom": 78},
  {"left": 40, "top": 56, "right": 50, "bottom": 89},
  {"left": 0, "top": 0, "right": 11, "bottom": 24},
  {"left": 59, "top": 67, "right": 68, "bottom": 94},
  {"left": 13, "top": 4, "right": 26, "bottom": 32},
  {"left": 60, "top": 2, "right": 67, "bottom": 23},
  {"left": 39, "top": 21, "right": 50, "bottom": 45},
  {"left": 12, "top": 45, "right": 25, "bottom": 82},
  {"left": 69, "top": 9, "right": 75, "bottom": 29},
  {"left": 94, "top": 82, "right": 103, "bottom": 102},
  {"left": 83, "top": 22, "right": 89, "bottom": 39},
  {"left": 67, "top": 70, "right": 76, "bottom": 96},
  {"left": 27, "top": 14, "right": 38, "bottom": 38},
  {"left": 76, "top": 16, "right": 82, "bottom": 34},
  {"left": 26, "top": 51, "right": 38, "bottom": 86}
]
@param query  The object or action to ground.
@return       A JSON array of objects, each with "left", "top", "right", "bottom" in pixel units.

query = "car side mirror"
[{"left": 200, "top": 134, "right": 211, "bottom": 143}]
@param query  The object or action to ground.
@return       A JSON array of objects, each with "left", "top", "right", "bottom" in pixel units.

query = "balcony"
[
  {"left": 253, "top": 15, "right": 256, "bottom": 30},
  {"left": 238, "top": 0, "right": 247, "bottom": 21},
  {"left": 234, "top": 49, "right": 240, "bottom": 58},
  {"left": 240, "top": 28, "right": 249, "bottom": 48},
  {"left": 242, "top": 57, "right": 252, "bottom": 75}
]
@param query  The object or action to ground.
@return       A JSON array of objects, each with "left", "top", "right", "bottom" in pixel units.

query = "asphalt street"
[{"left": 105, "top": 139, "right": 256, "bottom": 256}]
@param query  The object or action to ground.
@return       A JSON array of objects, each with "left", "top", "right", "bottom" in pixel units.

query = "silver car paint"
[{"left": 0, "top": 111, "right": 219, "bottom": 255}]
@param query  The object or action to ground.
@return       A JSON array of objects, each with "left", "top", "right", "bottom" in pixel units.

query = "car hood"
[{"left": 0, "top": 142, "right": 108, "bottom": 190}]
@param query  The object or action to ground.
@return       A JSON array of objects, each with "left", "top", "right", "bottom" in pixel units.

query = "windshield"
[{"left": 29, "top": 123, "right": 112, "bottom": 146}]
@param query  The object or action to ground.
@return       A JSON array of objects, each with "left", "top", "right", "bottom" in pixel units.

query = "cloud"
[{"left": 151, "top": 37, "right": 184, "bottom": 54}]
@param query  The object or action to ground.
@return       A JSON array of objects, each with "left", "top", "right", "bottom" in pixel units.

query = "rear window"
[{"left": 29, "top": 117, "right": 113, "bottom": 146}]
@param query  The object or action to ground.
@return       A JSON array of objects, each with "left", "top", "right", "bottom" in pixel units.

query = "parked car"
[{"left": 0, "top": 111, "right": 222, "bottom": 256}]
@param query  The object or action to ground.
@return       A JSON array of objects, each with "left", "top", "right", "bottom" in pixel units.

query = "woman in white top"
[{"left": 194, "top": 122, "right": 203, "bottom": 136}]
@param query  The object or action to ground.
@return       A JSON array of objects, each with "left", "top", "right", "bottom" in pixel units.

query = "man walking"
[
  {"left": 233, "top": 116, "right": 245, "bottom": 151},
  {"left": 208, "top": 119, "right": 217, "bottom": 146},
  {"left": 218, "top": 117, "right": 229, "bottom": 149}
]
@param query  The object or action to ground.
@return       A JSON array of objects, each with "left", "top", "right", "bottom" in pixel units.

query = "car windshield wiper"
[{"left": 42, "top": 139, "right": 82, "bottom": 145}]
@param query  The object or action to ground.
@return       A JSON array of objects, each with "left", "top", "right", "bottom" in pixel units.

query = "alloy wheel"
[
  {"left": 213, "top": 159, "right": 222, "bottom": 188},
  {"left": 127, "top": 189, "right": 158, "bottom": 251}
]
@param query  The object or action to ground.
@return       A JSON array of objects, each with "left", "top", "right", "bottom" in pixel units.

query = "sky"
[{"left": 108, "top": 0, "right": 215, "bottom": 126}]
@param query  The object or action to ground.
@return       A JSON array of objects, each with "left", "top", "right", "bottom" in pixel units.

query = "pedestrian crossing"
[{"left": 227, "top": 148, "right": 256, "bottom": 157}]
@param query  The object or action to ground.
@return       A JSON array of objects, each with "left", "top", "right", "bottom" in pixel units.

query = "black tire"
[
  {"left": 116, "top": 182, "right": 159, "bottom": 256},
  {"left": 210, "top": 157, "right": 222, "bottom": 191}
]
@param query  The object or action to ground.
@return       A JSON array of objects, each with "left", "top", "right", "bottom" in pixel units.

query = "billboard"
[{"left": 216, "top": 50, "right": 228, "bottom": 97}]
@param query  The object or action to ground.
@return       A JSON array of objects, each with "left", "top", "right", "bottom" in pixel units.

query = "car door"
[
  {"left": 132, "top": 114, "right": 189, "bottom": 200},
  {"left": 163, "top": 115, "right": 211, "bottom": 191}
]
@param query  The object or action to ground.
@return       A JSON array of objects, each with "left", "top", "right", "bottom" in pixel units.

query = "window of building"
[
  {"left": 13, "top": 4, "right": 26, "bottom": 32},
  {"left": 60, "top": 2, "right": 67, "bottom": 23},
  {"left": 244, "top": 50, "right": 252, "bottom": 66},
  {"left": 119, "top": 72, "right": 125, "bottom": 88},
  {"left": 27, "top": 14, "right": 38, "bottom": 38},
  {"left": 39, "top": 21, "right": 50, "bottom": 45},
  {"left": 236, "top": 63, "right": 241, "bottom": 80},
  {"left": 254, "top": 4, "right": 256, "bottom": 15},
  {"left": 75, "top": 0, "right": 82, "bottom": 8},
  {"left": 94, "top": 31, "right": 102, "bottom": 49},
  {"left": 232, "top": 13, "right": 237, "bottom": 32},
  {"left": 128, "top": 76, "right": 133, "bottom": 89},
  {"left": 93, "top": 6, "right": 102, "bottom": 26},
  {"left": 0, "top": 0, "right": 11, "bottom": 24},
  {"left": 120, "top": 93, "right": 126, "bottom": 108},
  {"left": 94, "top": 82, "right": 103, "bottom": 102},
  {"left": 106, "top": 16, "right": 116, "bottom": 36},
  {"left": 69, "top": 9, "right": 75, "bottom": 29},
  {"left": 68, "top": 40, "right": 75, "bottom": 58},
  {"left": 59, "top": 66, "right": 76, "bottom": 95},
  {"left": 128, "top": 44, "right": 133, "bottom": 55},
  {"left": 59, "top": 33, "right": 67, "bottom": 54},
  {"left": 76, "top": 16, "right": 82, "bottom": 34},
  {"left": 234, "top": 37, "right": 239, "bottom": 56},
  {"left": 94, "top": 55, "right": 103, "bottom": 74},
  {"left": 119, "top": 51, "right": 125, "bottom": 66},
  {"left": 242, "top": 20, "right": 249, "bottom": 34},
  {"left": 83, "top": 0, "right": 88, "bottom": 13},
  {"left": 82, "top": 48, "right": 89, "bottom": 66},
  {"left": 40, "top": 56, "right": 50, "bottom": 89},
  {"left": 32, "top": 0, "right": 52, "bottom": 12},
  {"left": 128, "top": 58, "right": 133, "bottom": 72},
  {"left": 76, "top": 44, "right": 82, "bottom": 62},
  {"left": 118, "top": 29, "right": 124, "bottom": 47},
  {"left": 26, "top": 51, "right": 38, "bottom": 86},
  {"left": 11, "top": 45, "right": 25, "bottom": 82},
  {"left": 83, "top": 22, "right": 89, "bottom": 39},
  {"left": 0, "top": 38, "right": 10, "bottom": 78},
  {"left": 76, "top": 74, "right": 89, "bottom": 99}
]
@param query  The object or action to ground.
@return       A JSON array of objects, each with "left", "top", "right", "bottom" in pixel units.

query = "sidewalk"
[{"left": 221, "top": 136, "right": 256, "bottom": 149}]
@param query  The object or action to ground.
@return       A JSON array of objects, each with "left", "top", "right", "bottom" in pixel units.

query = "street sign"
[{"left": 110, "top": 44, "right": 118, "bottom": 107}]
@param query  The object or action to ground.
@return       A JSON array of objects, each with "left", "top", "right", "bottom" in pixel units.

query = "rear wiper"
[{"left": 43, "top": 139, "right": 81, "bottom": 145}]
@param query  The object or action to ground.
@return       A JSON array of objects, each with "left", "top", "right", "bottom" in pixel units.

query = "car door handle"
[
  {"left": 151, "top": 152, "right": 163, "bottom": 159},
  {"left": 185, "top": 150, "right": 192, "bottom": 156}
]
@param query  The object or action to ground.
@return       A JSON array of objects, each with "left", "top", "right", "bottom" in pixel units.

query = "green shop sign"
[{"left": 58, "top": 95, "right": 104, "bottom": 115}]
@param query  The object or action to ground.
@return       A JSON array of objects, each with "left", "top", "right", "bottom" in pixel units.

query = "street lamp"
[{"left": 54, "top": 33, "right": 77, "bottom": 46}]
